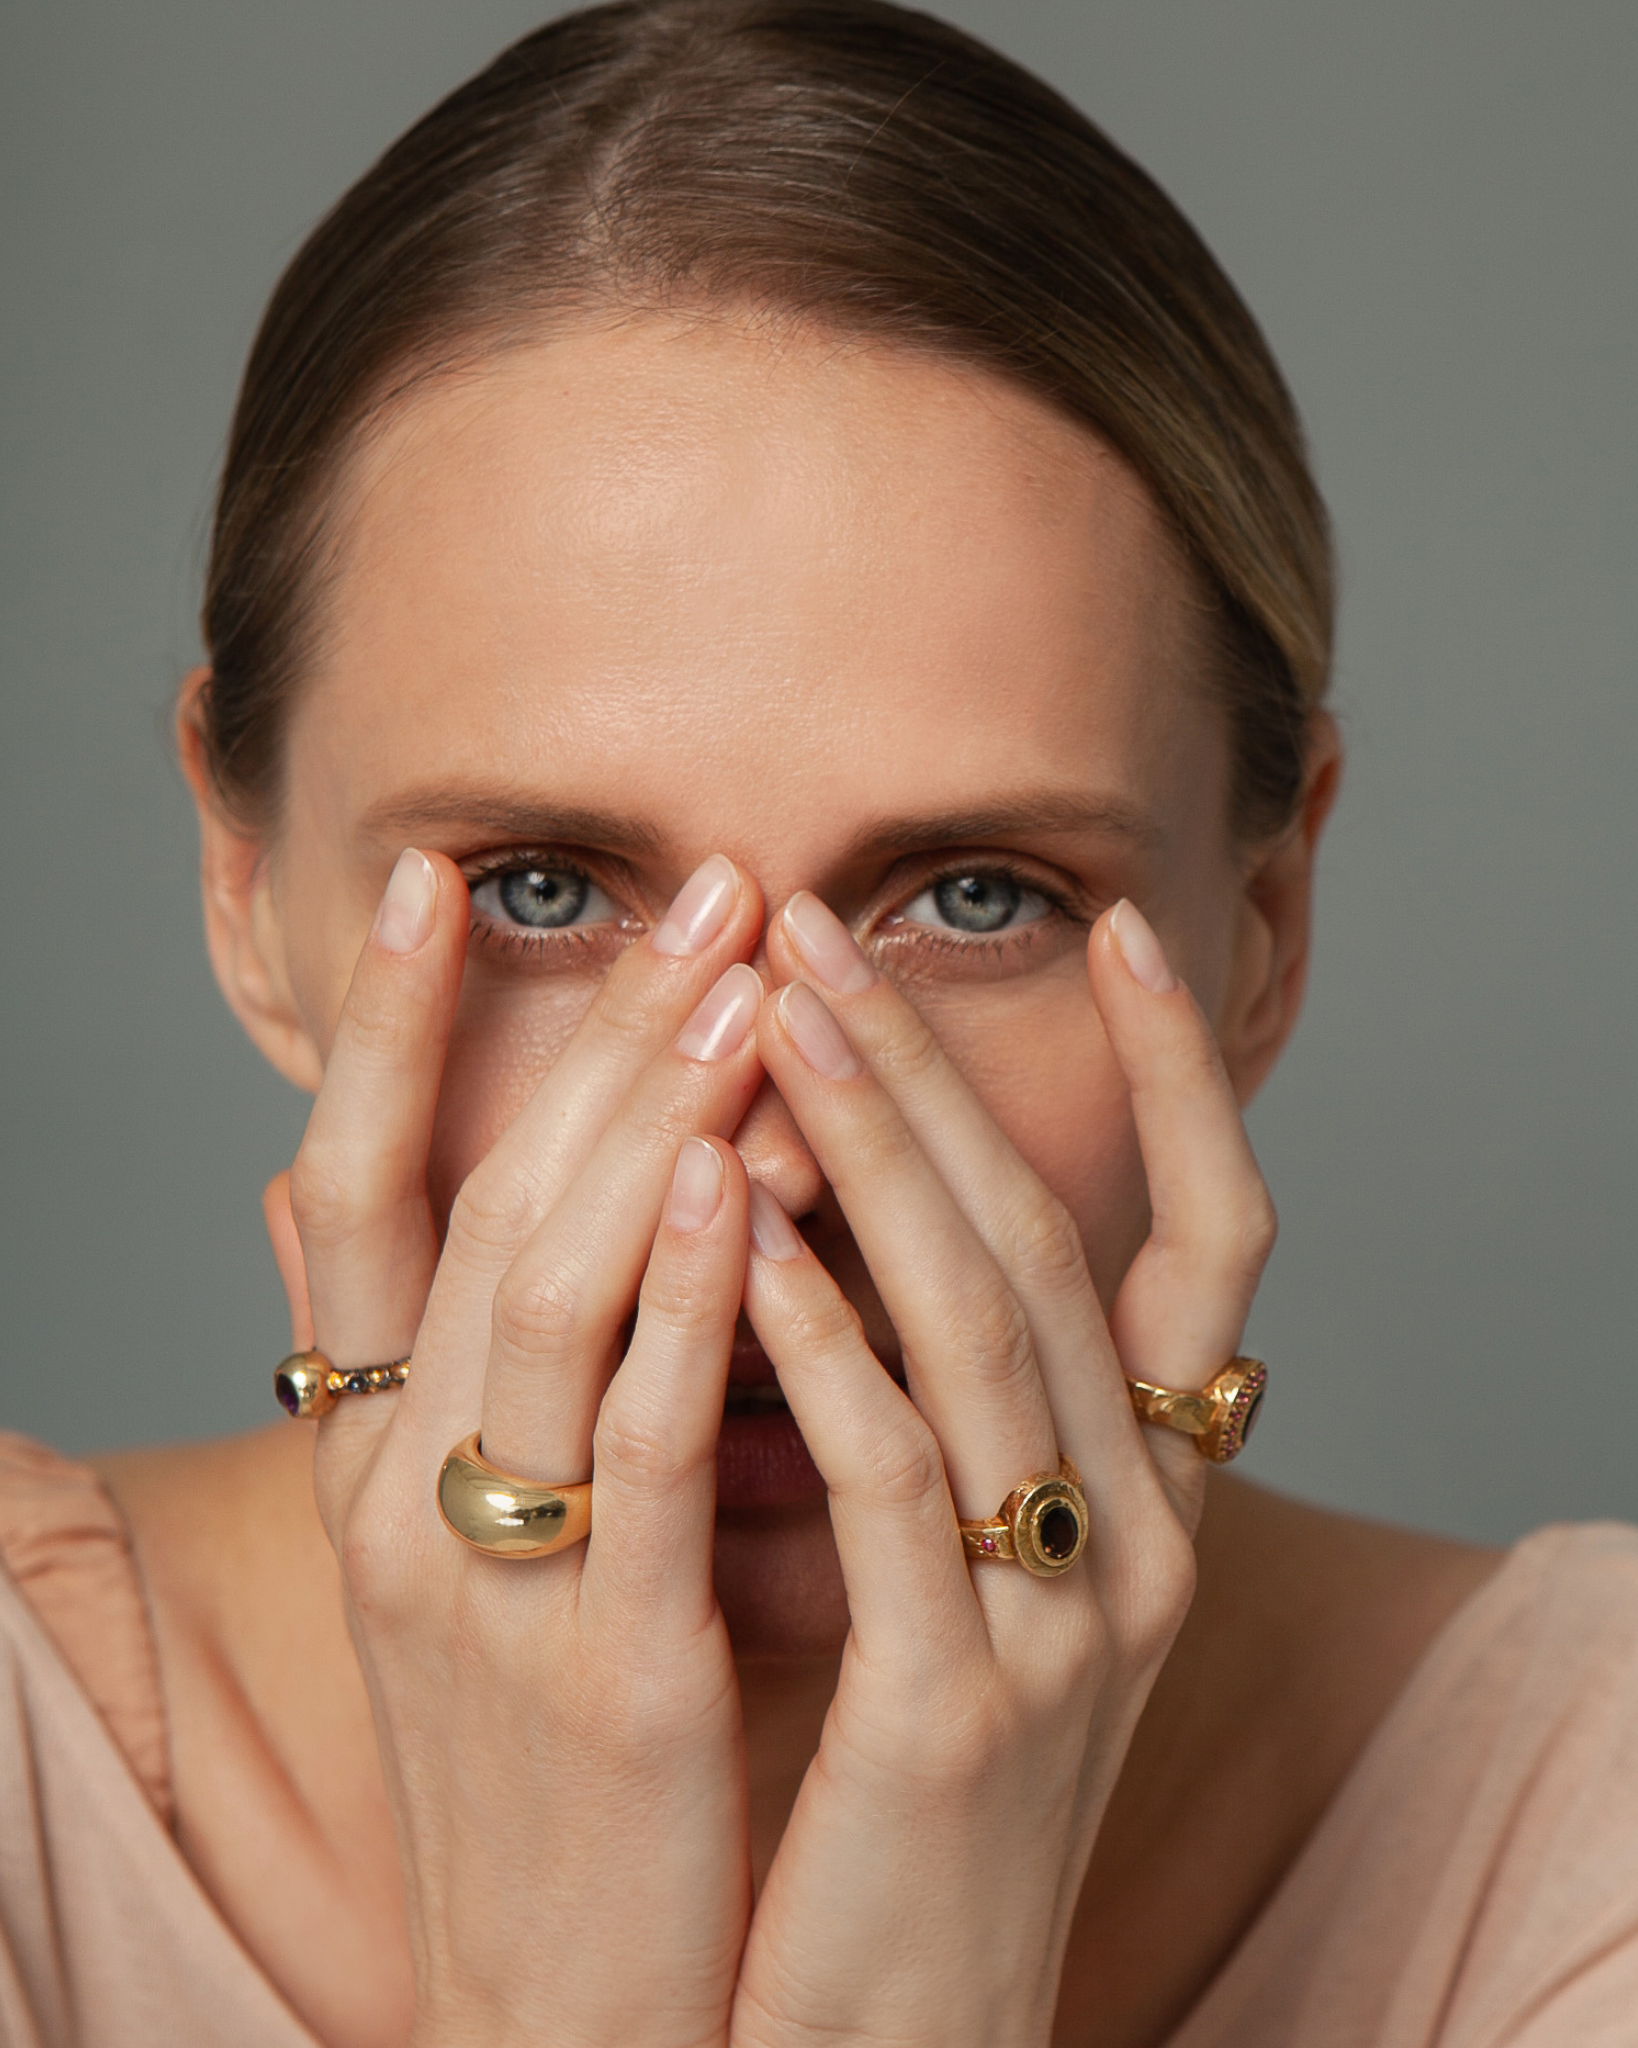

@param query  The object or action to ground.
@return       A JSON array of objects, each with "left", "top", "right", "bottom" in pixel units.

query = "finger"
[
  {"left": 1091, "top": 900, "right": 1276, "bottom": 1391},
  {"left": 767, "top": 891, "right": 1125, "bottom": 1466},
  {"left": 479, "top": 965, "right": 765, "bottom": 1476},
  {"left": 289, "top": 848, "right": 466, "bottom": 1369},
  {"left": 404, "top": 858, "right": 764, "bottom": 1433},
  {"left": 263, "top": 1171, "right": 314, "bottom": 1351},
  {"left": 741, "top": 1187, "right": 984, "bottom": 1662},
  {"left": 577, "top": 1139, "right": 747, "bottom": 1629},
  {"left": 755, "top": 980, "right": 1057, "bottom": 1520}
]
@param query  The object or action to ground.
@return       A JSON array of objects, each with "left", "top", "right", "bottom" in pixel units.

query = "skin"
[{"left": 95, "top": 313, "right": 1497, "bottom": 2048}]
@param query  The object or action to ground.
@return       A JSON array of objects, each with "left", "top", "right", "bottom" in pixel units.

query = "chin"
[{"left": 712, "top": 1499, "right": 851, "bottom": 1657}]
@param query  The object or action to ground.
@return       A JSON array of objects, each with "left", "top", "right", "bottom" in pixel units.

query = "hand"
[
  {"left": 726, "top": 891, "right": 1274, "bottom": 2048},
  {"left": 284, "top": 850, "right": 773, "bottom": 2048}
]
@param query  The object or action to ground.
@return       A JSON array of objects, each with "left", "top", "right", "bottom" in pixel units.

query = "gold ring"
[
  {"left": 1126, "top": 1357, "right": 1267, "bottom": 1463},
  {"left": 275, "top": 1350, "right": 410, "bottom": 1419},
  {"left": 436, "top": 1433, "right": 593, "bottom": 1559},
  {"left": 959, "top": 1456, "right": 1088, "bottom": 1577}
]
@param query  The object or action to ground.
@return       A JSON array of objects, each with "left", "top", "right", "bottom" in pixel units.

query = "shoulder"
[
  {"left": 0, "top": 1429, "right": 173, "bottom": 1815},
  {"left": 1174, "top": 1503, "right": 1638, "bottom": 2048}
]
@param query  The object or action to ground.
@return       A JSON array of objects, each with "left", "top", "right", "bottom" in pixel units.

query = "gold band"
[
  {"left": 959, "top": 1456, "right": 1088, "bottom": 1577},
  {"left": 275, "top": 1351, "right": 410, "bottom": 1419},
  {"left": 436, "top": 1433, "right": 593, "bottom": 1559},
  {"left": 1126, "top": 1357, "right": 1267, "bottom": 1463}
]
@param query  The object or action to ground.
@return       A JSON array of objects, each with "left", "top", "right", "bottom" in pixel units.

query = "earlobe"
[
  {"left": 1217, "top": 713, "right": 1344, "bottom": 1104},
  {"left": 176, "top": 668, "right": 324, "bottom": 1094}
]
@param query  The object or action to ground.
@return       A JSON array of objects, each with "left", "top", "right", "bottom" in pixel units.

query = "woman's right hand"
[{"left": 286, "top": 849, "right": 767, "bottom": 2048}]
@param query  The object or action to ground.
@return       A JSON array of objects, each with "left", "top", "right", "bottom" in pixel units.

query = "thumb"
[{"left": 263, "top": 1169, "right": 315, "bottom": 1351}]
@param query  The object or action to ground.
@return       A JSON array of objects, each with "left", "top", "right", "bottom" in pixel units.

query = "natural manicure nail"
[
  {"left": 676, "top": 964, "right": 763, "bottom": 1062},
  {"left": 748, "top": 1183, "right": 804, "bottom": 1261},
  {"left": 665, "top": 1138, "right": 725, "bottom": 1234},
  {"left": 782, "top": 891, "right": 877, "bottom": 994},
  {"left": 652, "top": 855, "right": 737, "bottom": 957},
  {"left": 1110, "top": 899, "right": 1177, "bottom": 995},
  {"left": 779, "top": 982, "right": 863, "bottom": 1079},
  {"left": 374, "top": 849, "right": 437, "bottom": 955}
]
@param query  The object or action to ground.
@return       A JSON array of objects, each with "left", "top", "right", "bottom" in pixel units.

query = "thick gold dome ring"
[
  {"left": 436, "top": 1433, "right": 593, "bottom": 1559},
  {"left": 1127, "top": 1358, "right": 1267, "bottom": 1463},
  {"left": 959, "top": 1456, "right": 1089, "bottom": 1577}
]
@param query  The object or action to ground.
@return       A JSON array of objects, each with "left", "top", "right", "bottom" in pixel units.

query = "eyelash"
[{"left": 461, "top": 850, "right": 1085, "bottom": 961}]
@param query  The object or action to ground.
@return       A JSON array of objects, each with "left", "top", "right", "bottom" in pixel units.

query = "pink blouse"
[{"left": 4, "top": 1428, "right": 1638, "bottom": 2047}]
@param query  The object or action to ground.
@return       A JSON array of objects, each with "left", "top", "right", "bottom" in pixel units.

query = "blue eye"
[
  {"left": 901, "top": 872, "right": 1049, "bottom": 936},
  {"left": 471, "top": 865, "right": 617, "bottom": 931}
]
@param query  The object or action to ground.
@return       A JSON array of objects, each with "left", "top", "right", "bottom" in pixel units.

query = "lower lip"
[{"left": 716, "top": 1410, "right": 826, "bottom": 1509}]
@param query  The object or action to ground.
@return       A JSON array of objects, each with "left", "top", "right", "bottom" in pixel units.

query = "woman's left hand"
[{"left": 729, "top": 893, "right": 1275, "bottom": 2048}]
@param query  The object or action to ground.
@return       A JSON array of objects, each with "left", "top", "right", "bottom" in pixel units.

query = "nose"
[{"left": 732, "top": 1073, "right": 828, "bottom": 1221}]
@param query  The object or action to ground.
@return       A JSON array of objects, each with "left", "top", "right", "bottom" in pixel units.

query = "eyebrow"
[
  {"left": 357, "top": 785, "right": 1156, "bottom": 858},
  {"left": 357, "top": 789, "right": 665, "bottom": 855},
  {"left": 846, "top": 794, "right": 1160, "bottom": 858}
]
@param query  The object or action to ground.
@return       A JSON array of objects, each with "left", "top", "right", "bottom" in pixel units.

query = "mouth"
[
  {"left": 722, "top": 1380, "right": 791, "bottom": 1417},
  {"left": 714, "top": 1334, "right": 904, "bottom": 1513}
]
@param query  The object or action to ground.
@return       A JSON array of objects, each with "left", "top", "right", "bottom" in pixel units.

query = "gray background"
[{"left": 3, "top": 1, "right": 1634, "bottom": 1545}]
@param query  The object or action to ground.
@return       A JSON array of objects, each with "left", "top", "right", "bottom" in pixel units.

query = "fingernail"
[
  {"left": 778, "top": 982, "right": 863, "bottom": 1080},
  {"left": 665, "top": 1138, "right": 725, "bottom": 1234},
  {"left": 748, "top": 1183, "right": 804, "bottom": 1261},
  {"left": 676, "top": 963, "right": 763, "bottom": 1062},
  {"left": 1110, "top": 899, "right": 1177, "bottom": 994},
  {"left": 652, "top": 855, "right": 737, "bottom": 957},
  {"left": 374, "top": 849, "right": 437, "bottom": 955},
  {"left": 781, "top": 892, "right": 877, "bottom": 995}
]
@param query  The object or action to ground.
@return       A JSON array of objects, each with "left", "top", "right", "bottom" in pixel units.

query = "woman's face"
[{"left": 214, "top": 313, "right": 1311, "bottom": 1654}]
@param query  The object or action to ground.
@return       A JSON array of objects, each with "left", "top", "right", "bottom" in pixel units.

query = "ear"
[
  {"left": 1214, "top": 711, "right": 1343, "bottom": 1104},
  {"left": 176, "top": 667, "right": 324, "bottom": 1093}
]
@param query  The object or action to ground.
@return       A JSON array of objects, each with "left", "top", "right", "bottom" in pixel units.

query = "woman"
[{"left": 3, "top": 3, "right": 1636, "bottom": 2043}]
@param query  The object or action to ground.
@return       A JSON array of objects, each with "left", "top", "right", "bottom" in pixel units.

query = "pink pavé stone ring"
[
  {"left": 959, "top": 1456, "right": 1089, "bottom": 1577},
  {"left": 1126, "top": 1357, "right": 1267, "bottom": 1464}
]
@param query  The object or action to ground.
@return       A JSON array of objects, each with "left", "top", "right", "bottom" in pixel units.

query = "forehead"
[{"left": 294, "top": 314, "right": 1222, "bottom": 858}]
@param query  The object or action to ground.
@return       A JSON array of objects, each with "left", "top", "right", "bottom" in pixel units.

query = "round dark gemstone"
[
  {"left": 1037, "top": 1501, "right": 1081, "bottom": 1562},
  {"left": 274, "top": 1372, "right": 301, "bottom": 1417},
  {"left": 345, "top": 1373, "right": 369, "bottom": 1395},
  {"left": 1237, "top": 1385, "right": 1265, "bottom": 1446}
]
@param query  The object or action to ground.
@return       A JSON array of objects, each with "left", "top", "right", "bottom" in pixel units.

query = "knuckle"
[
  {"left": 913, "top": 1689, "right": 1016, "bottom": 1785},
  {"left": 589, "top": 960, "right": 676, "bottom": 1056},
  {"left": 873, "top": 1002, "right": 948, "bottom": 1091},
  {"left": 860, "top": 1419, "right": 946, "bottom": 1509},
  {"left": 288, "top": 1145, "right": 358, "bottom": 1251},
  {"left": 779, "top": 1286, "right": 867, "bottom": 1361},
  {"left": 336, "top": 1497, "right": 411, "bottom": 1624},
  {"left": 846, "top": 1101, "right": 922, "bottom": 1181},
  {"left": 1005, "top": 1190, "right": 1090, "bottom": 1298},
  {"left": 490, "top": 1263, "right": 581, "bottom": 1361},
  {"left": 950, "top": 1282, "right": 1037, "bottom": 1400},
  {"left": 637, "top": 1254, "right": 713, "bottom": 1331},
  {"left": 1206, "top": 1184, "right": 1278, "bottom": 1287},
  {"left": 1120, "top": 1520, "right": 1198, "bottom": 1664},
  {"left": 593, "top": 1399, "right": 691, "bottom": 1493},
  {"left": 446, "top": 1170, "right": 531, "bottom": 1267}
]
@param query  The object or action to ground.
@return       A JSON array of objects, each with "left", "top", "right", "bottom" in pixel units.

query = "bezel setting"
[{"left": 1007, "top": 1470, "right": 1090, "bottom": 1577}]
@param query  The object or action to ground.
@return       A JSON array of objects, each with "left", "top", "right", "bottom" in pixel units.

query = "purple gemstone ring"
[
  {"left": 274, "top": 1350, "right": 411, "bottom": 1420},
  {"left": 959, "top": 1456, "right": 1089, "bottom": 1578},
  {"left": 1126, "top": 1357, "right": 1267, "bottom": 1463}
]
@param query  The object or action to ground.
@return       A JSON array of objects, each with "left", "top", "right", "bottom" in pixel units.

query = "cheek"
[
  {"left": 425, "top": 970, "right": 604, "bottom": 1220},
  {"left": 912, "top": 974, "right": 1149, "bottom": 1307}
]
